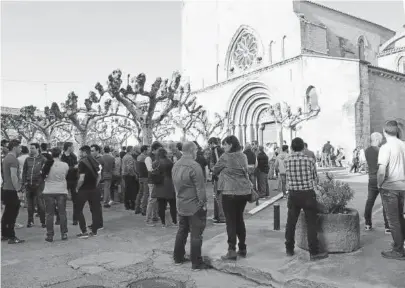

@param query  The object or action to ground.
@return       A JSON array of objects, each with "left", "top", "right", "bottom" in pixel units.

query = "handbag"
[{"left": 235, "top": 157, "right": 260, "bottom": 203}]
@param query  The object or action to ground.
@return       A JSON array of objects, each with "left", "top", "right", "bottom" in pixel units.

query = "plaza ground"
[{"left": 2, "top": 168, "right": 403, "bottom": 288}]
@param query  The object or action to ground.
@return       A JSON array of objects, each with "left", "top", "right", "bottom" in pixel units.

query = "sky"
[{"left": 1, "top": 0, "right": 404, "bottom": 110}]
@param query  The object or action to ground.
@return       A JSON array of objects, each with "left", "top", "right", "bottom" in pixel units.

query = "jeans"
[
  {"left": 146, "top": 184, "right": 158, "bottom": 223},
  {"left": 381, "top": 189, "right": 405, "bottom": 253},
  {"left": 1, "top": 190, "right": 20, "bottom": 238},
  {"left": 135, "top": 179, "right": 149, "bottom": 213},
  {"left": 257, "top": 172, "right": 269, "bottom": 197},
  {"left": 222, "top": 194, "right": 249, "bottom": 251},
  {"left": 67, "top": 181, "right": 78, "bottom": 222},
  {"left": 285, "top": 189, "right": 320, "bottom": 255},
  {"left": 278, "top": 174, "right": 287, "bottom": 196},
  {"left": 76, "top": 188, "right": 102, "bottom": 234},
  {"left": 213, "top": 181, "right": 225, "bottom": 222},
  {"left": 157, "top": 198, "right": 177, "bottom": 225},
  {"left": 124, "top": 175, "right": 138, "bottom": 209},
  {"left": 364, "top": 179, "right": 389, "bottom": 229},
  {"left": 173, "top": 208, "right": 207, "bottom": 266},
  {"left": 26, "top": 184, "right": 45, "bottom": 225},
  {"left": 44, "top": 194, "right": 68, "bottom": 237},
  {"left": 103, "top": 178, "right": 112, "bottom": 205}
]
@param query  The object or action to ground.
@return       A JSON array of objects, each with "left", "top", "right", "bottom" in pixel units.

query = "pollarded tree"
[
  {"left": 15, "top": 105, "right": 67, "bottom": 143},
  {"left": 52, "top": 91, "right": 118, "bottom": 145},
  {"left": 86, "top": 117, "right": 135, "bottom": 147},
  {"left": 153, "top": 115, "right": 176, "bottom": 141},
  {"left": 172, "top": 109, "right": 205, "bottom": 141},
  {"left": 94, "top": 69, "right": 202, "bottom": 144},
  {"left": 267, "top": 101, "right": 320, "bottom": 145},
  {"left": 194, "top": 111, "right": 227, "bottom": 143}
]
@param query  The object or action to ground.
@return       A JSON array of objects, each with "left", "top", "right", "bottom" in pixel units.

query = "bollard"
[{"left": 274, "top": 203, "right": 280, "bottom": 230}]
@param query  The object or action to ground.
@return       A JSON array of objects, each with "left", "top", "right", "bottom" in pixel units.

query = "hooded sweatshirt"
[
  {"left": 22, "top": 154, "right": 47, "bottom": 186},
  {"left": 275, "top": 152, "right": 289, "bottom": 174}
]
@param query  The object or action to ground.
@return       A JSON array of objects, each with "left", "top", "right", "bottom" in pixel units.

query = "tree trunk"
[
  {"left": 142, "top": 125, "right": 153, "bottom": 145},
  {"left": 75, "top": 132, "right": 88, "bottom": 146},
  {"left": 181, "top": 130, "right": 187, "bottom": 142},
  {"left": 277, "top": 123, "right": 284, "bottom": 147}
]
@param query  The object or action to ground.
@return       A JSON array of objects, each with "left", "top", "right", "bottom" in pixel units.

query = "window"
[
  {"left": 398, "top": 57, "right": 405, "bottom": 74},
  {"left": 358, "top": 37, "right": 365, "bottom": 61},
  {"left": 305, "top": 86, "right": 319, "bottom": 111},
  {"left": 232, "top": 32, "right": 258, "bottom": 70},
  {"left": 281, "top": 36, "right": 286, "bottom": 60},
  {"left": 269, "top": 41, "right": 273, "bottom": 64}
]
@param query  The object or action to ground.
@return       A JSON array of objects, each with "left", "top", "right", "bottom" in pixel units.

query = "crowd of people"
[{"left": 1, "top": 119, "right": 404, "bottom": 267}]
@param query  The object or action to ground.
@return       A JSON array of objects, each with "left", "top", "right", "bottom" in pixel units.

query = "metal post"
[{"left": 274, "top": 203, "right": 280, "bottom": 230}]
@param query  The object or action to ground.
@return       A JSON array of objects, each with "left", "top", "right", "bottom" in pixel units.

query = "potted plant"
[{"left": 295, "top": 172, "right": 360, "bottom": 253}]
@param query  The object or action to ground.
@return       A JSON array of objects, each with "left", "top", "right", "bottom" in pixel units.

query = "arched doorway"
[{"left": 227, "top": 82, "right": 281, "bottom": 146}]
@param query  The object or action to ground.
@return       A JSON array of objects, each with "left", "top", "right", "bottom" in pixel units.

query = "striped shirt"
[{"left": 285, "top": 151, "right": 318, "bottom": 191}]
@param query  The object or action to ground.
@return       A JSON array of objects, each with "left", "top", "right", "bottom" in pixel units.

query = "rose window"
[{"left": 232, "top": 33, "right": 258, "bottom": 70}]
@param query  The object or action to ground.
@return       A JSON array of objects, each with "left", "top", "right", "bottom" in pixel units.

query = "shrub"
[{"left": 315, "top": 172, "right": 355, "bottom": 214}]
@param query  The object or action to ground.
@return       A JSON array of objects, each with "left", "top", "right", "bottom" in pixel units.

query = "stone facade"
[{"left": 182, "top": 0, "right": 405, "bottom": 152}]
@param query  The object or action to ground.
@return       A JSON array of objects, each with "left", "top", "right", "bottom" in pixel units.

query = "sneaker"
[
  {"left": 42, "top": 223, "right": 46, "bottom": 228},
  {"left": 1, "top": 236, "right": 9, "bottom": 241},
  {"left": 310, "top": 252, "right": 329, "bottom": 261},
  {"left": 237, "top": 249, "right": 247, "bottom": 258},
  {"left": 61, "top": 234, "right": 68, "bottom": 241},
  {"left": 45, "top": 236, "right": 53, "bottom": 243},
  {"left": 381, "top": 250, "right": 405, "bottom": 260},
  {"left": 55, "top": 220, "right": 60, "bottom": 225},
  {"left": 213, "top": 220, "right": 226, "bottom": 225},
  {"left": 191, "top": 262, "right": 211, "bottom": 271},
  {"left": 88, "top": 232, "right": 97, "bottom": 237},
  {"left": 385, "top": 228, "right": 391, "bottom": 235},
  {"left": 365, "top": 225, "right": 372, "bottom": 231},
  {"left": 146, "top": 222, "right": 156, "bottom": 227},
  {"left": 72, "top": 221, "right": 78, "bottom": 226},
  {"left": 88, "top": 225, "right": 104, "bottom": 231},
  {"left": 103, "top": 204, "right": 111, "bottom": 208},
  {"left": 15, "top": 223, "right": 24, "bottom": 229},
  {"left": 221, "top": 250, "right": 238, "bottom": 261},
  {"left": 286, "top": 249, "right": 295, "bottom": 257},
  {"left": 77, "top": 232, "right": 89, "bottom": 239},
  {"left": 108, "top": 200, "right": 114, "bottom": 206},
  {"left": 174, "top": 257, "right": 190, "bottom": 266},
  {"left": 27, "top": 222, "right": 34, "bottom": 228},
  {"left": 8, "top": 237, "right": 25, "bottom": 244}
]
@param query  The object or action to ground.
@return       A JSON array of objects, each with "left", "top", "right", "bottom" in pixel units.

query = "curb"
[{"left": 248, "top": 192, "right": 284, "bottom": 215}]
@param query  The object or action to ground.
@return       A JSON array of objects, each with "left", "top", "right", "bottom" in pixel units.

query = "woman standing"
[
  {"left": 213, "top": 135, "right": 252, "bottom": 260},
  {"left": 152, "top": 148, "right": 177, "bottom": 227},
  {"left": 41, "top": 147, "right": 69, "bottom": 242}
]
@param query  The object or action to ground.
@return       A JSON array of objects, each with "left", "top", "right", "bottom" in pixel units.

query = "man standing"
[
  {"left": 243, "top": 144, "right": 257, "bottom": 189},
  {"left": 172, "top": 141, "right": 209, "bottom": 270},
  {"left": 61, "top": 142, "right": 79, "bottom": 225},
  {"left": 275, "top": 145, "right": 289, "bottom": 198},
  {"left": 76, "top": 145, "right": 102, "bottom": 239},
  {"left": 101, "top": 146, "right": 115, "bottom": 208},
  {"left": 173, "top": 142, "right": 183, "bottom": 163},
  {"left": 322, "top": 141, "right": 332, "bottom": 167},
  {"left": 111, "top": 150, "right": 122, "bottom": 203},
  {"left": 208, "top": 137, "right": 225, "bottom": 224},
  {"left": 90, "top": 144, "right": 104, "bottom": 229},
  {"left": 1, "top": 139, "right": 25, "bottom": 244},
  {"left": 136, "top": 145, "right": 150, "bottom": 215},
  {"left": 22, "top": 143, "right": 47, "bottom": 228},
  {"left": 285, "top": 137, "right": 328, "bottom": 261},
  {"left": 145, "top": 142, "right": 163, "bottom": 226},
  {"left": 377, "top": 121, "right": 405, "bottom": 260},
  {"left": 303, "top": 143, "right": 316, "bottom": 161},
  {"left": 364, "top": 132, "right": 390, "bottom": 233},
  {"left": 122, "top": 146, "right": 138, "bottom": 210},
  {"left": 256, "top": 146, "right": 270, "bottom": 198}
]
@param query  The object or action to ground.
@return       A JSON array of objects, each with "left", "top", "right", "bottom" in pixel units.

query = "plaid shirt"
[{"left": 285, "top": 151, "right": 318, "bottom": 191}]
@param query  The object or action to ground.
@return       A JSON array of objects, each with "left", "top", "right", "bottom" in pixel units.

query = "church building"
[{"left": 182, "top": 0, "right": 405, "bottom": 153}]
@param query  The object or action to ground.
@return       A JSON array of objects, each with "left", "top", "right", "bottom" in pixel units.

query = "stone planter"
[{"left": 296, "top": 208, "right": 360, "bottom": 253}]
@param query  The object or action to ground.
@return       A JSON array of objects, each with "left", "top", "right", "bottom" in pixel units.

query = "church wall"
[
  {"left": 378, "top": 51, "right": 405, "bottom": 73},
  {"left": 182, "top": 0, "right": 302, "bottom": 91},
  {"left": 297, "top": 55, "right": 361, "bottom": 155},
  {"left": 294, "top": 1, "right": 395, "bottom": 65},
  {"left": 368, "top": 68, "right": 405, "bottom": 136}
]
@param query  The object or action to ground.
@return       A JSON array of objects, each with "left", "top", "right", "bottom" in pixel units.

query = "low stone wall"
[{"left": 296, "top": 208, "right": 360, "bottom": 253}]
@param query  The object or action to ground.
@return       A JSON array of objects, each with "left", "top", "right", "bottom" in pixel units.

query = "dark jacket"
[
  {"left": 22, "top": 154, "right": 47, "bottom": 186},
  {"left": 257, "top": 151, "right": 270, "bottom": 174},
  {"left": 61, "top": 152, "right": 78, "bottom": 182},
  {"left": 210, "top": 146, "right": 224, "bottom": 181},
  {"left": 136, "top": 153, "right": 149, "bottom": 179},
  {"left": 152, "top": 157, "right": 175, "bottom": 199},
  {"left": 195, "top": 150, "right": 208, "bottom": 177},
  {"left": 243, "top": 148, "right": 256, "bottom": 165}
]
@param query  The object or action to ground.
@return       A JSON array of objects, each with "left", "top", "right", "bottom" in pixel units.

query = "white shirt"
[
  {"left": 17, "top": 154, "right": 29, "bottom": 180},
  {"left": 378, "top": 137, "right": 405, "bottom": 190},
  {"left": 145, "top": 156, "right": 153, "bottom": 172},
  {"left": 43, "top": 161, "right": 69, "bottom": 194}
]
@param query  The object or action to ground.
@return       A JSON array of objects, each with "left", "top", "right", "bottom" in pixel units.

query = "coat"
[{"left": 152, "top": 157, "right": 176, "bottom": 199}]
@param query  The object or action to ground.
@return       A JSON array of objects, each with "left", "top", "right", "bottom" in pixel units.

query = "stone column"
[
  {"left": 250, "top": 124, "right": 255, "bottom": 144},
  {"left": 238, "top": 124, "right": 243, "bottom": 142},
  {"left": 243, "top": 124, "right": 247, "bottom": 145},
  {"left": 259, "top": 124, "right": 265, "bottom": 145},
  {"left": 255, "top": 124, "right": 260, "bottom": 143}
]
